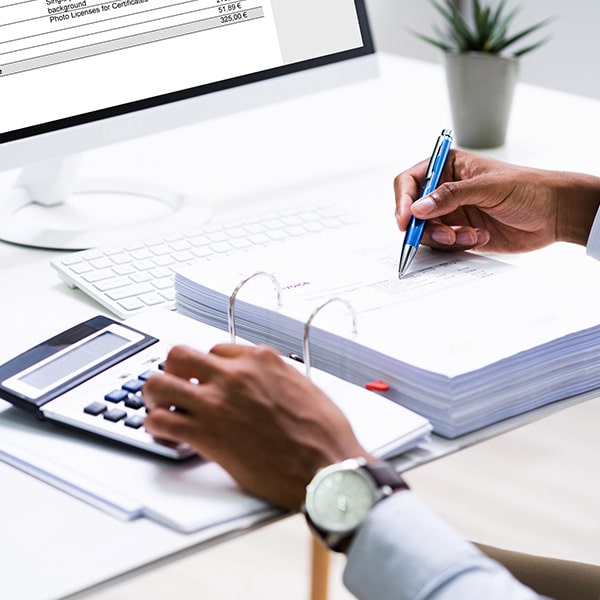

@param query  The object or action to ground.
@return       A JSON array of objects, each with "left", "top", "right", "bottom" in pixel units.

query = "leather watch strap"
[{"left": 362, "top": 460, "right": 409, "bottom": 491}]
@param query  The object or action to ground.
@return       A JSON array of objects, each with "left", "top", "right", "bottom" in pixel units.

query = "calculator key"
[
  {"left": 122, "top": 379, "right": 145, "bottom": 393},
  {"left": 138, "top": 369, "right": 160, "bottom": 381},
  {"left": 84, "top": 402, "right": 107, "bottom": 416},
  {"left": 105, "top": 389, "right": 128, "bottom": 403},
  {"left": 103, "top": 408, "right": 127, "bottom": 422},
  {"left": 124, "top": 394, "right": 144, "bottom": 410},
  {"left": 124, "top": 415, "right": 145, "bottom": 429}
]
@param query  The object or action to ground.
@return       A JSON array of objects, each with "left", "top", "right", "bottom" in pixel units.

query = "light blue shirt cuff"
[
  {"left": 343, "top": 491, "right": 543, "bottom": 600},
  {"left": 586, "top": 207, "right": 600, "bottom": 261}
]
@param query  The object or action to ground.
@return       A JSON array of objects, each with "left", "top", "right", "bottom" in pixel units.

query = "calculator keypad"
[
  {"left": 83, "top": 368, "right": 162, "bottom": 429},
  {"left": 42, "top": 341, "right": 194, "bottom": 459}
]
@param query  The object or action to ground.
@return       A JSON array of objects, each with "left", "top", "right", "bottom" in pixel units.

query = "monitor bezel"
[{"left": 0, "top": 1, "right": 375, "bottom": 147}]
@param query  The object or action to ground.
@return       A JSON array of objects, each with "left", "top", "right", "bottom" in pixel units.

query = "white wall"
[{"left": 365, "top": 0, "right": 600, "bottom": 99}]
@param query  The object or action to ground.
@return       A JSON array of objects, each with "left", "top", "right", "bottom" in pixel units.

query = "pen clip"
[
  {"left": 424, "top": 136, "right": 445, "bottom": 181},
  {"left": 422, "top": 129, "right": 453, "bottom": 194}
]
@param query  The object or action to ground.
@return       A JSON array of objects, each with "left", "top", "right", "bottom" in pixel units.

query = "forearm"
[
  {"left": 553, "top": 171, "right": 600, "bottom": 246},
  {"left": 344, "top": 492, "right": 545, "bottom": 600}
]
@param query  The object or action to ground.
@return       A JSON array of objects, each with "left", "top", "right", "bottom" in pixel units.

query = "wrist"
[{"left": 554, "top": 172, "right": 600, "bottom": 246}]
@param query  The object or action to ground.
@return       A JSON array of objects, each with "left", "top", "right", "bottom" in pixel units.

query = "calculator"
[{"left": 0, "top": 315, "right": 194, "bottom": 460}]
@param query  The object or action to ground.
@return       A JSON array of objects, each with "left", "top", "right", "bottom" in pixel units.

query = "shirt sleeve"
[
  {"left": 586, "top": 206, "right": 600, "bottom": 261},
  {"left": 343, "top": 491, "right": 547, "bottom": 600}
]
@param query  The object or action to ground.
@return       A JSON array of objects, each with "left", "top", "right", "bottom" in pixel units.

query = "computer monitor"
[{"left": 0, "top": 0, "right": 377, "bottom": 249}]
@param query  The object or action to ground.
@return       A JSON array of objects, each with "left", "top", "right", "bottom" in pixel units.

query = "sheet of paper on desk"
[
  {"left": 174, "top": 226, "right": 600, "bottom": 438},
  {"left": 0, "top": 311, "right": 430, "bottom": 533}
]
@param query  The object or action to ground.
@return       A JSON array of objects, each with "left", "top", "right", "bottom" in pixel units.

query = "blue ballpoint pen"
[{"left": 398, "top": 128, "right": 454, "bottom": 277}]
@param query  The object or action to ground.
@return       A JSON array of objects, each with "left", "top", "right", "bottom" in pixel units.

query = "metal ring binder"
[
  {"left": 303, "top": 297, "right": 357, "bottom": 378},
  {"left": 228, "top": 271, "right": 283, "bottom": 343}
]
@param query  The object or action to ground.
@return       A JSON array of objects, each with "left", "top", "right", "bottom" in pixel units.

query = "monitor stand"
[{"left": 0, "top": 155, "right": 212, "bottom": 250}]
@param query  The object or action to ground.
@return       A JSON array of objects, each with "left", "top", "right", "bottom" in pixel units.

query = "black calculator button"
[
  {"left": 84, "top": 402, "right": 107, "bottom": 416},
  {"left": 105, "top": 389, "right": 128, "bottom": 403},
  {"left": 103, "top": 408, "right": 127, "bottom": 422},
  {"left": 124, "top": 415, "right": 145, "bottom": 429},
  {"left": 124, "top": 394, "right": 144, "bottom": 410},
  {"left": 122, "top": 379, "right": 145, "bottom": 393}
]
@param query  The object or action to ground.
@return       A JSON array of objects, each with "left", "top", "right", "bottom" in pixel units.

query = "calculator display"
[
  {"left": 2, "top": 321, "right": 148, "bottom": 401},
  {"left": 18, "top": 331, "right": 130, "bottom": 391}
]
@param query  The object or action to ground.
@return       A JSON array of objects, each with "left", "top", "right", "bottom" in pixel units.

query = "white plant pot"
[{"left": 443, "top": 51, "right": 519, "bottom": 149}]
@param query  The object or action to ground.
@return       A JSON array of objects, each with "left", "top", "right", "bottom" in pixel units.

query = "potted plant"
[{"left": 416, "top": 0, "right": 552, "bottom": 148}]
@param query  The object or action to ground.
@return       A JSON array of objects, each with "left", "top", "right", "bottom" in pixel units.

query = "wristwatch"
[{"left": 303, "top": 457, "right": 408, "bottom": 552}]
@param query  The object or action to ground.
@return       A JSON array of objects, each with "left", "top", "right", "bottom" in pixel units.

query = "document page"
[{"left": 176, "top": 224, "right": 600, "bottom": 377}]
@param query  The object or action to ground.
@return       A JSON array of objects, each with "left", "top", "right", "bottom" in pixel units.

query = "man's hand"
[
  {"left": 395, "top": 149, "right": 600, "bottom": 253},
  {"left": 143, "top": 343, "right": 370, "bottom": 511}
]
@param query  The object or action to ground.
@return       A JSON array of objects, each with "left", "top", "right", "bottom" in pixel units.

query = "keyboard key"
[
  {"left": 112, "top": 264, "right": 136, "bottom": 276},
  {"left": 117, "top": 297, "right": 146, "bottom": 312},
  {"left": 191, "top": 245, "right": 215, "bottom": 258},
  {"left": 89, "top": 257, "right": 113, "bottom": 269},
  {"left": 69, "top": 262, "right": 94, "bottom": 275},
  {"left": 152, "top": 277, "right": 174, "bottom": 291},
  {"left": 210, "top": 241, "right": 235, "bottom": 253},
  {"left": 129, "top": 271, "right": 153, "bottom": 283},
  {"left": 82, "top": 268, "right": 115, "bottom": 283},
  {"left": 149, "top": 244, "right": 172, "bottom": 256},
  {"left": 94, "top": 276, "right": 132, "bottom": 292},
  {"left": 139, "top": 291, "right": 167, "bottom": 306},
  {"left": 106, "top": 283, "right": 155, "bottom": 300},
  {"left": 130, "top": 248, "right": 153, "bottom": 260}
]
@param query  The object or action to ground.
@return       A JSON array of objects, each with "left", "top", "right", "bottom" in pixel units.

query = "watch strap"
[{"left": 362, "top": 459, "right": 408, "bottom": 492}]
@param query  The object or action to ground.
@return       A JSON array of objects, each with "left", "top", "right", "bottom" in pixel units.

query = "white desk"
[{"left": 1, "top": 53, "right": 600, "bottom": 599}]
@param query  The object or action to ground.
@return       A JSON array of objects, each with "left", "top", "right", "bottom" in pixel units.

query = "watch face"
[{"left": 306, "top": 467, "right": 375, "bottom": 533}]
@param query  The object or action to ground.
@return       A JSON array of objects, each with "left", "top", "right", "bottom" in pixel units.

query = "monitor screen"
[{"left": 0, "top": 0, "right": 376, "bottom": 249}]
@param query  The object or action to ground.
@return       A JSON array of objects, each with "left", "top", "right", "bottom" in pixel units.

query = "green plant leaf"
[
  {"left": 494, "top": 17, "right": 554, "bottom": 54},
  {"left": 414, "top": 0, "right": 553, "bottom": 57},
  {"left": 431, "top": 0, "right": 477, "bottom": 50},
  {"left": 513, "top": 35, "right": 552, "bottom": 57}
]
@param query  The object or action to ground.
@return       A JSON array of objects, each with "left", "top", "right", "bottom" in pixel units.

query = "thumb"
[{"left": 411, "top": 180, "right": 477, "bottom": 220}]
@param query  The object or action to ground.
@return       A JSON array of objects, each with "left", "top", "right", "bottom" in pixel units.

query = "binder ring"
[
  {"left": 228, "top": 271, "right": 282, "bottom": 343},
  {"left": 303, "top": 296, "right": 357, "bottom": 378}
]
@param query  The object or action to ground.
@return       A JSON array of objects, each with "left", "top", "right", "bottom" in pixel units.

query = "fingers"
[
  {"left": 143, "top": 401, "right": 197, "bottom": 444},
  {"left": 159, "top": 344, "right": 210, "bottom": 380},
  {"left": 143, "top": 370, "right": 203, "bottom": 415},
  {"left": 395, "top": 150, "right": 500, "bottom": 226},
  {"left": 143, "top": 367, "right": 228, "bottom": 457},
  {"left": 420, "top": 222, "right": 491, "bottom": 251},
  {"left": 394, "top": 158, "right": 429, "bottom": 231}
]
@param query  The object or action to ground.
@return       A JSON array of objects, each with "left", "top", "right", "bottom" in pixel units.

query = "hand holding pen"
[{"left": 398, "top": 129, "right": 453, "bottom": 277}]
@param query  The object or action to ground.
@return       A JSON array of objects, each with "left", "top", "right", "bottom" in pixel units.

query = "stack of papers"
[{"left": 174, "top": 228, "right": 600, "bottom": 438}]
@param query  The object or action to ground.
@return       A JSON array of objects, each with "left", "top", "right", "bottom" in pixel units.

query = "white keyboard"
[{"left": 51, "top": 201, "right": 360, "bottom": 319}]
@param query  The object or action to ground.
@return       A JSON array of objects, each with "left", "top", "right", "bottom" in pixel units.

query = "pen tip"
[{"left": 398, "top": 245, "right": 417, "bottom": 278}]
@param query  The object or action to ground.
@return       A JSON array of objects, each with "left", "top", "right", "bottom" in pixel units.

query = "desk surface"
[{"left": 1, "top": 53, "right": 600, "bottom": 600}]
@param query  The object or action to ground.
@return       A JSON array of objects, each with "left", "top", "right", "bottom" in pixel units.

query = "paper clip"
[
  {"left": 303, "top": 297, "right": 357, "bottom": 378},
  {"left": 228, "top": 271, "right": 282, "bottom": 343}
]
